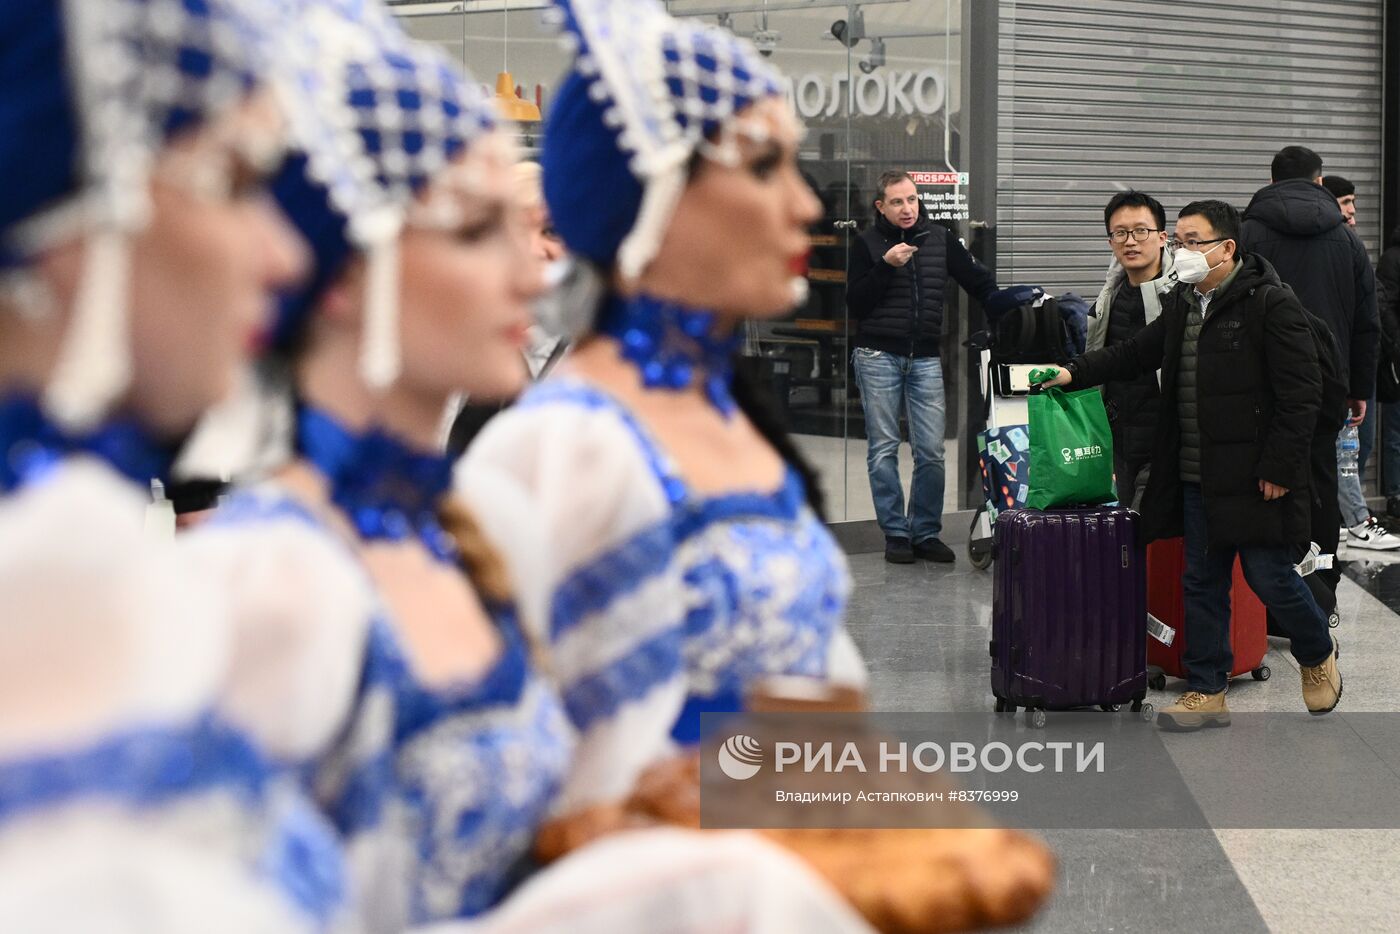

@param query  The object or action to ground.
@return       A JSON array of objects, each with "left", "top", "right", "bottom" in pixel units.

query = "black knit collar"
[{"left": 873, "top": 211, "right": 931, "bottom": 243}]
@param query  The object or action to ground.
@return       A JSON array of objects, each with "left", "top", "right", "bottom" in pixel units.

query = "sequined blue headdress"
[
  {"left": 266, "top": 0, "right": 498, "bottom": 388},
  {"left": 0, "top": 0, "right": 272, "bottom": 430},
  {"left": 540, "top": 0, "right": 785, "bottom": 278}
]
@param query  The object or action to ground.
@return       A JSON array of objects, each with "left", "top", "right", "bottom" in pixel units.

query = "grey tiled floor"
[{"left": 846, "top": 549, "right": 1400, "bottom": 933}]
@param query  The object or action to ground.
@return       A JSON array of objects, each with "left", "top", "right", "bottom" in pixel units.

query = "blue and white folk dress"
[
  {"left": 458, "top": 377, "right": 865, "bottom": 811},
  {"left": 189, "top": 407, "right": 573, "bottom": 929},
  {"left": 0, "top": 395, "right": 348, "bottom": 933}
]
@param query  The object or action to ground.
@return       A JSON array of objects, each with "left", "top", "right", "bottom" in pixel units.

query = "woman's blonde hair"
[
  {"left": 437, "top": 496, "right": 553, "bottom": 673},
  {"left": 437, "top": 497, "right": 513, "bottom": 605}
]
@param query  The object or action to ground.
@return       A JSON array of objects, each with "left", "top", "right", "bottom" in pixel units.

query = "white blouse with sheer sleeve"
[
  {"left": 0, "top": 460, "right": 346, "bottom": 933},
  {"left": 457, "top": 377, "right": 866, "bottom": 812}
]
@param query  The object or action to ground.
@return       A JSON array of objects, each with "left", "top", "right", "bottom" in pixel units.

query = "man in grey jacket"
[{"left": 1088, "top": 190, "right": 1177, "bottom": 509}]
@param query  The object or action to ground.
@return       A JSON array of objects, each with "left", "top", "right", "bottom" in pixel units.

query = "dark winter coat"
[
  {"left": 1100, "top": 283, "right": 1161, "bottom": 465},
  {"left": 1240, "top": 178, "right": 1379, "bottom": 400},
  {"left": 1374, "top": 246, "right": 1400, "bottom": 402},
  {"left": 1378, "top": 245, "right": 1400, "bottom": 301},
  {"left": 1066, "top": 253, "right": 1321, "bottom": 547},
  {"left": 846, "top": 213, "right": 998, "bottom": 357}
]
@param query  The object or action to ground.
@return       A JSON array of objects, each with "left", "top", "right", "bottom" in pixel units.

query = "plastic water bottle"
[{"left": 1338, "top": 424, "right": 1360, "bottom": 478}]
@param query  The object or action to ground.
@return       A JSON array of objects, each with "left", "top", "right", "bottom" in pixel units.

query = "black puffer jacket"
[
  {"left": 1240, "top": 179, "right": 1379, "bottom": 400},
  {"left": 1067, "top": 253, "right": 1321, "bottom": 547},
  {"left": 1375, "top": 246, "right": 1400, "bottom": 402},
  {"left": 1100, "top": 284, "right": 1160, "bottom": 464},
  {"left": 846, "top": 213, "right": 998, "bottom": 357},
  {"left": 1378, "top": 244, "right": 1400, "bottom": 300}
]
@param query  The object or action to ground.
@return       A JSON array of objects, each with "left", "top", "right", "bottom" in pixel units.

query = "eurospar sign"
[{"left": 909, "top": 171, "right": 968, "bottom": 186}]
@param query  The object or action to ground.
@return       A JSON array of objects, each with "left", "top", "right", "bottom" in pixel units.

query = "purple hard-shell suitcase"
[{"left": 990, "top": 507, "right": 1150, "bottom": 723}]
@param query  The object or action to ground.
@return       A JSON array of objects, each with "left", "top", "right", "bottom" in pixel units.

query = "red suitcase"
[{"left": 1145, "top": 537, "right": 1271, "bottom": 690}]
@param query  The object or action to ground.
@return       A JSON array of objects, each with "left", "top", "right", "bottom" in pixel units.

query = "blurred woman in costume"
[
  {"left": 458, "top": 3, "right": 1056, "bottom": 931},
  {"left": 179, "top": 2, "right": 573, "bottom": 925},
  {"left": 0, "top": 0, "right": 354, "bottom": 929}
]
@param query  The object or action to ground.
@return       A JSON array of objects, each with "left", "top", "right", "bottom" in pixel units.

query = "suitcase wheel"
[
  {"left": 968, "top": 509, "right": 995, "bottom": 570},
  {"left": 1252, "top": 665, "right": 1271, "bottom": 682},
  {"left": 994, "top": 697, "right": 1015, "bottom": 714},
  {"left": 969, "top": 539, "right": 995, "bottom": 570},
  {"left": 1132, "top": 701, "right": 1154, "bottom": 721},
  {"left": 1148, "top": 672, "right": 1167, "bottom": 692},
  {"left": 1329, "top": 611, "right": 1340, "bottom": 629},
  {"left": 1025, "top": 708, "right": 1047, "bottom": 729},
  {"left": 1099, "top": 704, "right": 1120, "bottom": 713}
]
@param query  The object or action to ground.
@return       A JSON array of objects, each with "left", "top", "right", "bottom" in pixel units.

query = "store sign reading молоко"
[{"left": 789, "top": 68, "right": 945, "bottom": 119}]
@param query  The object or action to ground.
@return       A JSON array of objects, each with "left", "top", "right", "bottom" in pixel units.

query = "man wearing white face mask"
[{"left": 1038, "top": 200, "right": 1343, "bottom": 729}]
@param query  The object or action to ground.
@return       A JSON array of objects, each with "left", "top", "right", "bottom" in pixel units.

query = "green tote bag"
[{"left": 1026, "top": 387, "right": 1117, "bottom": 510}]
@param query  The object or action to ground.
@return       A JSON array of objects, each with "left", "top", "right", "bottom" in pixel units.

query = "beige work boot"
[
  {"left": 1156, "top": 690, "right": 1230, "bottom": 732},
  {"left": 1301, "top": 638, "right": 1343, "bottom": 715}
]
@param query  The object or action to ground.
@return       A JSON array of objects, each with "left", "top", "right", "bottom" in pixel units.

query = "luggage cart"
[
  {"left": 967, "top": 332, "right": 1042, "bottom": 569},
  {"left": 968, "top": 333, "right": 998, "bottom": 569}
]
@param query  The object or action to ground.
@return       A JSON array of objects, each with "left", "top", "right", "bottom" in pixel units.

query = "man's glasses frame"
[
  {"left": 1107, "top": 226, "right": 1163, "bottom": 244},
  {"left": 1167, "top": 237, "right": 1229, "bottom": 252}
]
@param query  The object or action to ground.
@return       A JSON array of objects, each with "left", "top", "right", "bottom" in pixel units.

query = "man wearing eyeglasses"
[
  {"left": 1038, "top": 200, "right": 1342, "bottom": 730},
  {"left": 1088, "top": 191, "right": 1177, "bottom": 509}
]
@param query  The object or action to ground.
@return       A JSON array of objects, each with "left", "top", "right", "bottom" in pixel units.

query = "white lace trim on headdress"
[
  {"left": 32, "top": 0, "right": 273, "bottom": 429},
  {"left": 546, "top": 0, "right": 786, "bottom": 280},
  {"left": 261, "top": 0, "right": 496, "bottom": 389}
]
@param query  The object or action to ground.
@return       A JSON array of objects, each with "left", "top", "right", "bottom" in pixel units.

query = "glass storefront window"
[{"left": 395, "top": 0, "right": 978, "bottom": 526}]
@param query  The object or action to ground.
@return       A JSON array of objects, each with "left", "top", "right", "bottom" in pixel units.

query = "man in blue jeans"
[
  {"left": 1042, "top": 201, "right": 1342, "bottom": 730},
  {"left": 847, "top": 170, "right": 1001, "bottom": 564}
]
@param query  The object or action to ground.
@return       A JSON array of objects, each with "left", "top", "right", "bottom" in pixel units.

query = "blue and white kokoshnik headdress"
[
  {"left": 541, "top": 0, "right": 786, "bottom": 279},
  {"left": 0, "top": 0, "right": 276, "bottom": 430},
  {"left": 265, "top": 0, "right": 498, "bottom": 388}
]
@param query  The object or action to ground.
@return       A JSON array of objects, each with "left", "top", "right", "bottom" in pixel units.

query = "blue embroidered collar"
[
  {"left": 596, "top": 293, "right": 742, "bottom": 417},
  {"left": 295, "top": 405, "right": 458, "bottom": 562},
  {"left": 0, "top": 394, "right": 174, "bottom": 494}
]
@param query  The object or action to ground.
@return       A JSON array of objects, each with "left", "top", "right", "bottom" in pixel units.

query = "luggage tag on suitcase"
[
  {"left": 1147, "top": 613, "right": 1176, "bottom": 647},
  {"left": 1295, "top": 542, "right": 1333, "bottom": 577}
]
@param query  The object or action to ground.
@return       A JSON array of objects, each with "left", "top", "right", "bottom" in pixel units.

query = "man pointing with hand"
[
  {"left": 1037, "top": 199, "right": 1341, "bottom": 730},
  {"left": 884, "top": 241, "right": 919, "bottom": 268},
  {"left": 847, "top": 170, "right": 1001, "bottom": 565}
]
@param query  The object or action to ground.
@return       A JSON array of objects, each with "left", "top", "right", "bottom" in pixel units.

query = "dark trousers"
[
  {"left": 1181, "top": 483, "right": 1333, "bottom": 694},
  {"left": 1383, "top": 404, "right": 1400, "bottom": 499},
  {"left": 1359, "top": 395, "right": 1375, "bottom": 483},
  {"left": 1266, "top": 434, "right": 1340, "bottom": 637}
]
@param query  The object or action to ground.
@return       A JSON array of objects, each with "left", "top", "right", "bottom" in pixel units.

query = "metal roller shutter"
[{"left": 996, "top": 0, "right": 1385, "bottom": 297}]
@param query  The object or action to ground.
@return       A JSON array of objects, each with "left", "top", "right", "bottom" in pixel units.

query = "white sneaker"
[{"left": 1348, "top": 516, "right": 1400, "bottom": 551}]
